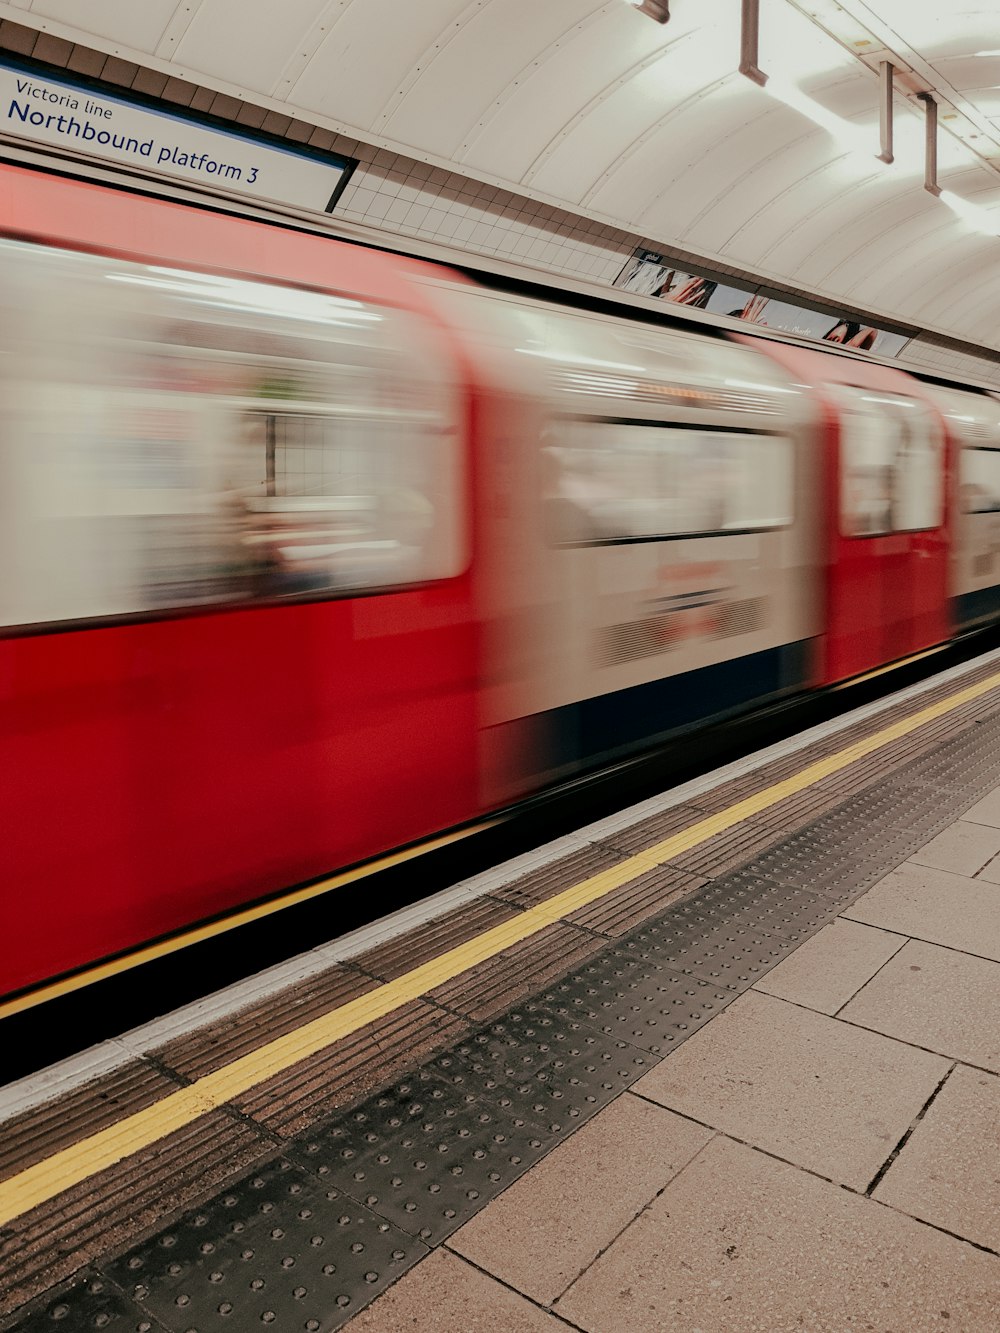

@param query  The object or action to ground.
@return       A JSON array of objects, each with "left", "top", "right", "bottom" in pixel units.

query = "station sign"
[{"left": 0, "top": 55, "right": 355, "bottom": 213}]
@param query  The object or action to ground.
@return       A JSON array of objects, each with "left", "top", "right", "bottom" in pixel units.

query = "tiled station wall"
[
  {"left": 894, "top": 337, "right": 1000, "bottom": 386},
  {"left": 1, "top": 18, "right": 997, "bottom": 389}
]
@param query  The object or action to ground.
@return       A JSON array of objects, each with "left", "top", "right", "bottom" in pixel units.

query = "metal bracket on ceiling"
[
  {"left": 740, "top": 0, "right": 768, "bottom": 87},
  {"left": 877, "top": 61, "right": 894, "bottom": 164},
  {"left": 917, "top": 92, "right": 941, "bottom": 196}
]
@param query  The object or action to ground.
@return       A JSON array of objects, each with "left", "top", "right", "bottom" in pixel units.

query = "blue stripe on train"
[
  {"left": 955, "top": 587, "right": 1000, "bottom": 630},
  {"left": 541, "top": 638, "right": 812, "bottom": 774}
]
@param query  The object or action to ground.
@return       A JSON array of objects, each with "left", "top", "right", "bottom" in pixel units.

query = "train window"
[
  {"left": 833, "top": 388, "right": 941, "bottom": 537},
  {"left": 0, "top": 239, "right": 463, "bottom": 629},
  {"left": 542, "top": 420, "right": 792, "bottom": 544},
  {"left": 962, "top": 448, "right": 1000, "bottom": 513}
]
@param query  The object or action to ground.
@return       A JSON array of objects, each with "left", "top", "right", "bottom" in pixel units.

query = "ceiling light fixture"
[
  {"left": 940, "top": 188, "right": 1000, "bottom": 235},
  {"left": 764, "top": 75, "right": 869, "bottom": 153},
  {"left": 632, "top": 0, "right": 670, "bottom": 21}
]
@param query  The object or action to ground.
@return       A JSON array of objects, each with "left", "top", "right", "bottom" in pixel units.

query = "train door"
[{"left": 827, "top": 386, "right": 946, "bottom": 679}]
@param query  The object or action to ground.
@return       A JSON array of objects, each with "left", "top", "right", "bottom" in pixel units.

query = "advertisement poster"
[{"left": 613, "top": 249, "right": 909, "bottom": 359}]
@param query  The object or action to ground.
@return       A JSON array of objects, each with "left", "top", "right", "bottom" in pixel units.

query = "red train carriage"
[
  {"left": 0, "top": 163, "right": 536, "bottom": 998},
  {"left": 0, "top": 161, "right": 994, "bottom": 1003},
  {"left": 738, "top": 337, "right": 953, "bottom": 685}
]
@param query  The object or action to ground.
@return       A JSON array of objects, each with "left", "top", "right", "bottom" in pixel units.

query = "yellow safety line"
[
  {"left": 0, "top": 821, "right": 499, "bottom": 1021},
  {"left": 2, "top": 664, "right": 999, "bottom": 1227}
]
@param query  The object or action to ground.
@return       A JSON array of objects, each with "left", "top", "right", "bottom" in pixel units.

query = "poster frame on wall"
[{"left": 612, "top": 246, "right": 913, "bottom": 360}]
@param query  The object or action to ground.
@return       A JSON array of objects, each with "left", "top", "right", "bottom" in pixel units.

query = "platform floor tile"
[
  {"left": 556, "top": 1136, "right": 1000, "bottom": 1333},
  {"left": 753, "top": 918, "right": 907, "bottom": 1014},
  {"left": 346, "top": 1248, "right": 565, "bottom": 1332},
  {"left": 448, "top": 1091, "right": 711, "bottom": 1304},
  {"left": 631, "top": 989, "right": 949, "bottom": 1190},
  {"left": 844, "top": 862, "right": 1000, "bottom": 961},
  {"left": 957, "top": 785, "right": 1000, "bottom": 829},
  {"left": 909, "top": 819, "right": 1000, "bottom": 877},
  {"left": 873, "top": 1065, "right": 1000, "bottom": 1253},
  {"left": 839, "top": 939, "right": 1000, "bottom": 1071}
]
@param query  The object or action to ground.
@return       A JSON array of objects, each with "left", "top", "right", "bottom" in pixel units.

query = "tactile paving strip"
[
  {"left": 10, "top": 691, "right": 1000, "bottom": 1331},
  {"left": 103, "top": 1157, "right": 427, "bottom": 1332},
  {"left": 5, "top": 1271, "right": 167, "bottom": 1332},
  {"left": 288, "top": 1069, "right": 556, "bottom": 1245}
]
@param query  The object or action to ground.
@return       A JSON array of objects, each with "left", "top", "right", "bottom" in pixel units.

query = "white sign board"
[{"left": 0, "top": 58, "right": 353, "bottom": 212}]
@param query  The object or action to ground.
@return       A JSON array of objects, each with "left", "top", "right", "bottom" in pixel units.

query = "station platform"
[{"left": 2, "top": 652, "right": 1000, "bottom": 1330}]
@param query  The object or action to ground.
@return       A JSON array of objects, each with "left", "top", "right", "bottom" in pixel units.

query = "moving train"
[{"left": 3, "top": 161, "right": 1000, "bottom": 1000}]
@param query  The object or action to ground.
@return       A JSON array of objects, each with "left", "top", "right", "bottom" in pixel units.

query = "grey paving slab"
[
  {"left": 875, "top": 1065, "right": 1000, "bottom": 1253},
  {"left": 976, "top": 852, "right": 1000, "bottom": 884},
  {"left": 958, "top": 784, "right": 1000, "bottom": 829},
  {"left": 843, "top": 863, "right": 1000, "bottom": 962},
  {"left": 632, "top": 990, "right": 948, "bottom": 1189},
  {"left": 753, "top": 918, "right": 906, "bottom": 1015},
  {"left": 448, "top": 1092, "right": 712, "bottom": 1304},
  {"left": 557, "top": 1136, "right": 1000, "bottom": 1333},
  {"left": 345, "top": 1248, "right": 566, "bottom": 1332},
  {"left": 909, "top": 820, "right": 1000, "bottom": 876},
  {"left": 840, "top": 940, "right": 1000, "bottom": 1071}
]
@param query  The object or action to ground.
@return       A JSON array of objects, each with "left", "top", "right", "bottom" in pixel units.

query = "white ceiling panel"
[
  {"left": 25, "top": 0, "right": 177, "bottom": 52},
  {"left": 171, "top": 0, "right": 329, "bottom": 93},
  {"left": 747, "top": 166, "right": 909, "bottom": 279},
  {"left": 288, "top": 0, "right": 469, "bottom": 134},
  {"left": 458, "top": 9, "right": 663, "bottom": 180},
  {"left": 379, "top": 0, "right": 605, "bottom": 155},
  {"left": 11, "top": 0, "right": 1000, "bottom": 351}
]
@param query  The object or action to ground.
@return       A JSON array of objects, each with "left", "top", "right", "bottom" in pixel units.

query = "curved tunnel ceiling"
[{"left": 4, "top": 0, "right": 1000, "bottom": 349}]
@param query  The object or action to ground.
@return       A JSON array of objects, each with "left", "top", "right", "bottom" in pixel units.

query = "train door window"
[
  {"left": 835, "top": 391, "right": 894, "bottom": 536},
  {"left": 832, "top": 387, "right": 941, "bottom": 536},
  {"left": 962, "top": 448, "right": 1000, "bottom": 513},
  {"left": 0, "top": 238, "right": 464, "bottom": 628},
  {"left": 543, "top": 420, "right": 792, "bottom": 544},
  {"left": 890, "top": 401, "right": 941, "bottom": 531}
]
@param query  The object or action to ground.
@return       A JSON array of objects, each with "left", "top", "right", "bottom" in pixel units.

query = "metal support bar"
[
  {"left": 918, "top": 93, "right": 940, "bottom": 195},
  {"left": 877, "top": 61, "right": 894, "bottom": 164},
  {"left": 740, "top": 0, "right": 767, "bottom": 86},
  {"left": 634, "top": 0, "right": 670, "bottom": 21}
]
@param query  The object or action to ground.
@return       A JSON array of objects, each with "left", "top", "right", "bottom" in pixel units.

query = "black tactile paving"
[
  {"left": 103, "top": 1157, "right": 427, "bottom": 1333},
  {"left": 288, "top": 1070, "right": 555, "bottom": 1245},
  {"left": 539, "top": 965, "right": 733, "bottom": 1056},
  {"left": 429, "top": 1006, "right": 654, "bottom": 1135},
  {"left": 0, "top": 1270, "right": 166, "bottom": 1332},
  {"left": 669, "top": 870, "right": 845, "bottom": 941},
  {"left": 10, "top": 677, "right": 1000, "bottom": 1330}
]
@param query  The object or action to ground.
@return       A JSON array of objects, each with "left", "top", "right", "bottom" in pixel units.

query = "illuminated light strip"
[
  {"left": 831, "top": 643, "right": 948, "bottom": 690},
  {"left": 0, "top": 821, "right": 500, "bottom": 1022},
  {"left": 2, "top": 664, "right": 1000, "bottom": 1226}
]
